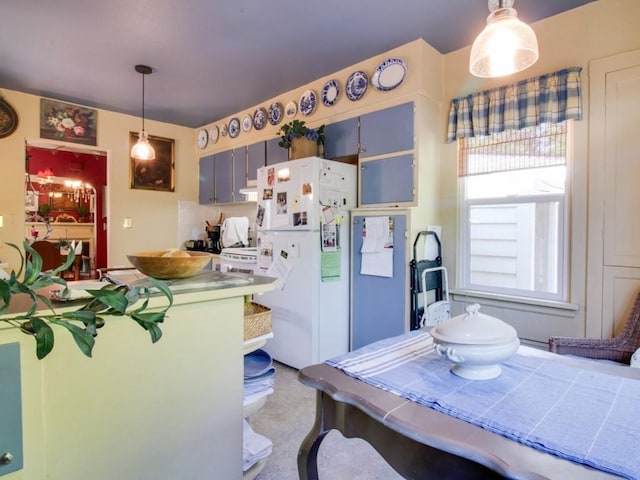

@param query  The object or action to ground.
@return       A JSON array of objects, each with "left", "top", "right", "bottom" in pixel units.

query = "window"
[{"left": 458, "top": 122, "right": 569, "bottom": 301}]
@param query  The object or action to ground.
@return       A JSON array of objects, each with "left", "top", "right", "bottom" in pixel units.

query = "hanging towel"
[{"left": 221, "top": 216, "right": 249, "bottom": 248}]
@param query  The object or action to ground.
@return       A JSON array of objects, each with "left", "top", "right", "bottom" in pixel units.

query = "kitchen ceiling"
[{"left": 0, "top": 0, "right": 596, "bottom": 128}]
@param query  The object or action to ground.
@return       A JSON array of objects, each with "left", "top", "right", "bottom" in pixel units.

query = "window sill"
[{"left": 449, "top": 289, "right": 579, "bottom": 312}]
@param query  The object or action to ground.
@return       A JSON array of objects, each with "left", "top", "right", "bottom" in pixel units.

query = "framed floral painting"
[
  {"left": 40, "top": 99, "right": 97, "bottom": 146},
  {"left": 129, "top": 132, "right": 175, "bottom": 192}
]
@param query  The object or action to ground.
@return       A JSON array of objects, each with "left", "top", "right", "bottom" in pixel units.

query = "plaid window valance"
[{"left": 446, "top": 67, "right": 582, "bottom": 143}]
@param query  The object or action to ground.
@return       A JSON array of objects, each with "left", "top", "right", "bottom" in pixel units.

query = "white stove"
[{"left": 219, "top": 247, "right": 257, "bottom": 274}]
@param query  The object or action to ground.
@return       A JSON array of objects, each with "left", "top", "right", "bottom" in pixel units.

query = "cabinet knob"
[{"left": 0, "top": 452, "right": 14, "bottom": 465}]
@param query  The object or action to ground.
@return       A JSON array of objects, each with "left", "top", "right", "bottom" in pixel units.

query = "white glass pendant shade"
[
  {"left": 470, "top": 5, "right": 539, "bottom": 78},
  {"left": 131, "top": 130, "right": 156, "bottom": 160}
]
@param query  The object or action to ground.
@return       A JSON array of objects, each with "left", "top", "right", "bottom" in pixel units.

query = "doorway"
[{"left": 25, "top": 140, "right": 108, "bottom": 273}]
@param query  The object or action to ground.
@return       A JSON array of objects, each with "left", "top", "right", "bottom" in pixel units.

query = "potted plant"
[
  {"left": 277, "top": 120, "right": 325, "bottom": 160},
  {"left": 0, "top": 241, "right": 173, "bottom": 359},
  {"left": 38, "top": 203, "right": 51, "bottom": 220},
  {"left": 77, "top": 204, "right": 90, "bottom": 222}
]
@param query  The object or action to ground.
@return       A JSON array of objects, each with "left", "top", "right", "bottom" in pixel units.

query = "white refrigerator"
[{"left": 254, "top": 156, "right": 356, "bottom": 369}]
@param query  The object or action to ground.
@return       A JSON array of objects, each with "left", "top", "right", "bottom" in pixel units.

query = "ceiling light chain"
[{"left": 130, "top": 64, "right": 156, "bottom": 160}]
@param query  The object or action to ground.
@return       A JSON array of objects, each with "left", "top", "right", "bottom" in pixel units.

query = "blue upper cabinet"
[
  {"left": 359, "top": 102, "right": 414, "bottom": 158},
  {"left": 324, "top": 117, "right": 359, "bottom": 159},
  {"left": 360, "top": 153, "right": 414, "bottom": 205},
  {"left": 266, "top": 137, "right": 289, "bottom": 165},
  {"left": 198, "top": 155, "right": 214, "bottom": 204},
  {"left": 247, "top": 141, "right": 265, "bottom": 185},
  {"left": 233, "top": 147, "right": 247, "bottom": 201},
  {"left": 214, "top": 149, "right": 233, "bottom": 203}
]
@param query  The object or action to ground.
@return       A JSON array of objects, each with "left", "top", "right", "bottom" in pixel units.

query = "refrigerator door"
[{"left": 255, "top": 229, "right": 350, "bottom": 369}]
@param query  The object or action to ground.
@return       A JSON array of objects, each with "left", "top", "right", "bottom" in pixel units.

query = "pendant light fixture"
[
  {"left": 469, "top": 0, "right": 539, "bottom": 78},
  {"left": 130, "top": 64, "right": 156, "bottom": 160}
]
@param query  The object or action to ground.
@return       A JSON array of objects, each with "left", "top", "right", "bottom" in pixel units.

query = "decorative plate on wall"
[
  {"left": 228, "top": 117, "right": 240, "bottom": 138},
  {"left": 268, "top": 102, "right": 283, "bottom": 125},
  {"left": 253, "top": 108, "right": 267, "bottom": 130},
  {"left": 0, "top": 96, "right": 18, "bottom": 138},
  {"left": 285, "top": 101, "right": 297, "bottom": 118},
  {"left": 321, "top": 79, "right": 341, "bottom": 107},
  {"left": 241, "top": 114, "right": 252, "bottom": 133},
  {"left": 371, "top": 57, "right": 407, "bottom": 91},
  {"left": 299, "top": 90, "right": 317, "bottom": 116},
  {"left": 209, "top": 125, "right": 219, "bottom": 144},
  {"left": 346, "top": 71, "right": 369, "bottom": 101},
  {"left": 220, "top": 123, "right": 228, "bottom": 137}
]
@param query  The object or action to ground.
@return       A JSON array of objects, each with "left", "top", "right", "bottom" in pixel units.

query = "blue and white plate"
[
  {"left": 346, "top": 71, "right": 369, "bottom": 101},
  {"left": 285, "top": 100, "right": 297, "bottom": 118},
  {"left": 267, "top": 102, "right": 283, "bottom": 125},
  {"left": 299, "top": 90, "right": 317, "bottom": 116},
  {"left": 321, "top": 79, "right": 341, "bottom": 107},
  {"left": 241, "top": 114, "right": 252, "bottom": 133},
  {"left": 220, "top": 123, "right": 228, "bottom": 137},
  {"left": 371, "top": 57, "right": 407, "bottom": 92},
  {"left": 253, "top": 108, "right": 267, "bottom": 130},
  {"left": 228, "top": 117, "right": 240, "bottom": 138}
]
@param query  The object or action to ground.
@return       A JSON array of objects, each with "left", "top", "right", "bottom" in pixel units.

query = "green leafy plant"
[
  {"left": 277, "top": 119, "right": 325, "bottom": 149},
  {"left": 38, "top": 203, "right": 51, "bottom": 218},
  {"left": 0, "top": 241, "right": 173, "bottom": 359}
]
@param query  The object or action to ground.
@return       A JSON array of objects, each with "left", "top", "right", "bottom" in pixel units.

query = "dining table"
[{"left": 297, "top": 332, "right": 639, "bottom": 480}]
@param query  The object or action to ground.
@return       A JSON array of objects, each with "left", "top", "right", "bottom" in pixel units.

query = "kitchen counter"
[{"left": 0, "top": 272, "right": 275, "bottom": 480}]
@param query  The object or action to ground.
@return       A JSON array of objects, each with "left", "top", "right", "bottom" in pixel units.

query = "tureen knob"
[{"left": 465, "top": 303, "right": 481, "bottom": 316}]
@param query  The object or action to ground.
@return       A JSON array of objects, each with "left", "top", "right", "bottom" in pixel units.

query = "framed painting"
[
  {"left": 0, "top": 95, "right": 18, "bottom": 138},
  {"left": 40, "top": 99, "right": 97, "bottom": 146},
  {"left": 129, "top": 132, "right": 175, "bottom": 192}
]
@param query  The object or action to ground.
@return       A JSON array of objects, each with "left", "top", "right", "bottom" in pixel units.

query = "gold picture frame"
[{"left": 129, "top": 132, "right": 175, "bottom": 192}]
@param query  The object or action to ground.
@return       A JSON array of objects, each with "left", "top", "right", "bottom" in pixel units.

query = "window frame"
[{"left": 457, "top": 125, "right": 572, "bottom": 303}]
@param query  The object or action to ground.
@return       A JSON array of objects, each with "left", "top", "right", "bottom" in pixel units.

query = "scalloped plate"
[{"left": 371, "top": 57, "right": 407, "bottom": 92}]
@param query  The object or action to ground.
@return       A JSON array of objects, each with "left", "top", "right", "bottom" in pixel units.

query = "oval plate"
[
  {"left": 209, "top": 125, "right": 219, "bottom": 144},
  {"left": 321, "top": 79, "right": 341, "bottom": 107},
  {"left": 268, "top": 102, "right": 283, "bottom": 125},
  {"left": 0, "top": 96, "right": 18, "bottom": 138},
  {"left": 285, "top": 100, "right": 297, "bottom": 118},
  {"left": 371, "top": 57, "right": 407, "bottom": 92},
  {"left": 346, "top": 70, "right": 368, "bottom": 101},
  {"left": 241, "top": 114, "right": 252, "bottom": 133},
  {"left": 299, "top": 90, "right": 317, "bottom": 116},
  {"left": 228, "top": 118, "right": 240, "bottom": 138},
  {"left": 253, "top": 108, "right": 267, "bottom": 130}
]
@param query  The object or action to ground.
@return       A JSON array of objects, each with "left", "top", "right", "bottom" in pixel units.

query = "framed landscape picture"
[
  {"left": 40, "top": 99, "right": 97, "bottom": 146},
  {"left": 129, "top": 132, "right": 175, "bottom": 192}
]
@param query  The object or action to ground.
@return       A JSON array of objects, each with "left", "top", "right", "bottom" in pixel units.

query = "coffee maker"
[{"left": 206, "top": 225, "right": 222, "bottom": 254}]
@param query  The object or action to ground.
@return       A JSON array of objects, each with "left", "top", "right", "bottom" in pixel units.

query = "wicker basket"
[{"left": 244, "top": 302, "right": 272, "bottom": 341}]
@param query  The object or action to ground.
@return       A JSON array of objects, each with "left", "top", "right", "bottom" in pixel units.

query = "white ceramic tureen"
[{"left": 430, "top": 304, "right": 519, "bottom": 380}]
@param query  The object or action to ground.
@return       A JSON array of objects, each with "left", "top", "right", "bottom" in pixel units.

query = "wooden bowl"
[{"left": 126, "top": 250, "right": 212, "bottom": 279}]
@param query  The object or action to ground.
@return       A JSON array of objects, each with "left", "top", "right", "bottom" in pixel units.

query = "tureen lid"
[{"left": 430, "top": 303, "right": 517, "bottom": 345}]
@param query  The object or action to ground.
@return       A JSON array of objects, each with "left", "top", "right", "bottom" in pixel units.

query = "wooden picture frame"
[
  {"left": 129, "top": 132, "right": 175, "bottom": 192},
  {"left": 40, "top": 99, "right": 97, "bottom": 146}
]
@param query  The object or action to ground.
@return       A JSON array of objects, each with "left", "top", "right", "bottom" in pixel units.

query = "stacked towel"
[
  {"left": 243, "top": 419, "right": 272, "bottom": 472},
  {"left": 221, "top": 216, "right": 249, "bottom": 248}
]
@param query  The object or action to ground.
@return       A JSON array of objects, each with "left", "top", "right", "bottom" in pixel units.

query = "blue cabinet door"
[
  {"left": 351, "top": 213, "right": 407, "bottom": 350},
  {"left": 324, "top": 117, "right": 359, "bottom": 159},
  {"left": 214, "top": 149, "right": 233, "bottom": 203},
  {"left": 247, "top": 141, "right": 265, "bottom": 184},
  {"left": 266, "top": 137, "right": 289, "bottom": 165},
  {"left": 0, "top": 343, "right": 23, "bottom": 475},
  {"left": 360, "top": 102, "right": 414, "bottom": 158},
  {"left": 360, "top": 154, "right": 414, "bottom": 205},
  {"left": 198, "top": 155, "right": 214, "bottom": 204},
  {"left": 233, "top": 147, "right": 247, "bottom": 201}
]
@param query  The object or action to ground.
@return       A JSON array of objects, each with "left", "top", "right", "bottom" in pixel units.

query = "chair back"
[{"left": 30, "top": 241, "right": 63, "bottom": 272}]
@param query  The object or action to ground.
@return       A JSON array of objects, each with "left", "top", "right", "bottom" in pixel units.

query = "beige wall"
[
  {"left": 0, "top": 90, "right": 195, "bottom": 269},
  {"left": 441, "top": 0, "right": 640, "bottom": 344}
]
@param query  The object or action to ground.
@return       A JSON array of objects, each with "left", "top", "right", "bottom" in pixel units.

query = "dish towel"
[
  {"left": 221, "top": 216, "right": 249, "bottom": 248},
  {"left": 242, "top": 419, "right": 272, "bottom": 472},
  {"left": 327, "top": 331, "right": 640, "bottom": 480}
]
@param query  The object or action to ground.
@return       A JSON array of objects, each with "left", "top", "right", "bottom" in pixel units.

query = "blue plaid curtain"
[{"left": 446, "top": 67, "right": 582, "bottom": 143}]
